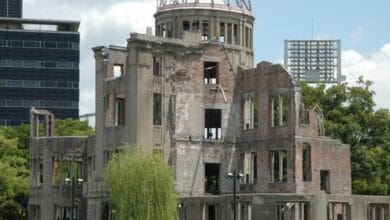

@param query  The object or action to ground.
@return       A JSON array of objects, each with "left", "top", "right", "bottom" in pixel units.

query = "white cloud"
[
  {"left": 342, "top": 43, "right": 390, "bottom": 109},
  {"left": 24, "top": 0, "right": 155, "bottom": 115}
]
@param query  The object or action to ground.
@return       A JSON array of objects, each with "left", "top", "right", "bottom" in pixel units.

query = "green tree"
[
  {"left": 299, "top": 77, "right": 390, "bottom": 195},
  {"left": 104, "top": 146, "right": 177, "bottom": 220},
  {"left": 0, "top": 131, "right": 28, "bottom": 219}
]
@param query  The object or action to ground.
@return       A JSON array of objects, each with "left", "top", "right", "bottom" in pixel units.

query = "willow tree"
[{"left": 104, "top": 146, "right": 177, "bottom": 220}]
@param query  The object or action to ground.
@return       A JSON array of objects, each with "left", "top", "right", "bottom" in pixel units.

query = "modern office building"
[
  {"left": 0, "top": 0, "right": 79, "bottom": 126},
  {"left": 0, "top": 0, "right": 22, "bottom": 18}
]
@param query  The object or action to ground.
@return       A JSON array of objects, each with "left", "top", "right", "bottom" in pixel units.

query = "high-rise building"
[
  {"left": 284, "top": 40, "right": 345, "bottom": 84},
  {"left": 0, "top": 1, "right": 80, "bottom": 126},
  {"left": 0, "top": 0, "right": 22, "bottom": 18}
]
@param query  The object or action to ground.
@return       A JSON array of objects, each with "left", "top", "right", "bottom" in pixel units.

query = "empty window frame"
[
  {"left": 276, "top": 202, "right": 310, "bottom": 220},
  {"left": 183, "top": 20, "right": 190, "bottom": 31},
  {"left": 302, "top": 143, "right": 312, "bottom": 181},
  {"left": 204, "top": 62, "right": 218, "bottom": 84},
  {"left": 227, "top": 23, "right": 232, "bottom": 44},
  {"left": 38, "top": 159, "right": 43, "bottom": 186},
  {"left": 243, "top": 98, "right": 258, "bottom": 130},
  {"left": 204, "top": 109, "right": 222, "bottom": 140},
  {"left": 233, "top": 24, "right": 239, "bottom": 45},
  {"left": 153, "top": 56, "right": 162, "bottom": 76},
  {"left": 153, "top": 93, "right": 162, "bottom": 125},
  {"left": 205, "top": 163, "right": 220, "bottom": 194},
  {"left": 192, "top": 20, "right": 200, "bottom": 32},
  {"left": 207, "top": 205, "right": 217, "bottom": 220},
  {"left": 52, "top": 157, "right": 61, "bottom": 186},
  {"left": 201, "top": 21, "right": 209, "bottom": 41},
  {"left": 320, "top": 170, "right": 330, "bottom": 193},
  {"left": 270, "top": 150, "right": 287, "bottom": 182},
  {"left": 271, "top": 94, "right": 288, "bottom": 127},
  {"left": 328, "top": 202, "right": 350, "bottom": 220},
  {"left": 219, "top": 22, "right": 225, "bottom": 43},
  {"left": 115, "top": 98, "right": 125, "bottom": 126},
  {"left": 113, "top": 64, "right": 123, "bottom": 78},
  {"left": 241, "top": 152, "right": 257, "bottom": 184},
  {"left": 368, "top": 204, "right": 389, "bottom": 220}
]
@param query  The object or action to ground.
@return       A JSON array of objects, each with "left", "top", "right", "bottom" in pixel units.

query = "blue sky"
[
  {"left": 252, "top": 0, "right": 390, "bottom": 62},
  {"left": 24, "top": 0, "right": 390, "bottom": 114}
]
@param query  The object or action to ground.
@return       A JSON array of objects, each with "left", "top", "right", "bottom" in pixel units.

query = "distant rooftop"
[{"left": 0, "top": 17, "right": 80, "bottom": 32}]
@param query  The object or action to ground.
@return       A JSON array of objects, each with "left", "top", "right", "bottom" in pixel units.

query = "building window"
[
  {"left": 276, "top": 203, "right": 309, "bottom": 220},
  {"left": 115, "top": 98, "right": 125, "bottom": 126},
  {"left": 227, "top": 23, "right": 232, "bottom": 44},
  {"left": 201, "top": 21, "right": 209, "bottom": 41},
  {"left": 270, "top": 150, "right": 287, "bottom": 182},
  {"left": 38, "top": 159, "right": 43, "bottom": 186},
  {"left": 368, "top": 204, "right": 389, "bottom": 220},
  {"left": 242, "top": 98, "right": 258, "bottom": 130},
  {"left": 205, "top": 163, "right": 219, "bottom": 194},
  {"left": 233, "top": 24, "right": 239, "bottom": 45},
  {"left": 219, "top": 22, "right": 225, "bottom": 43},
  {"left": 241, "top": 152, "right": 257, "bottom": 184},
  {"left": 302, "top": 143, "right": 312, "bottom": 181},
  {"left": 320, "top": 170, "right": 330, "bottom": 193},
  {"left": 183, "top": 20, "right": 190, "bottom": 31},
  {"left": 52, "top": 157, "right": 61, "bottom": 186},
  {"left": 153, "top": 56, "right": 162, "bottom": 76},
  {"left": 153, "top": 93, "right": 162, "bottom": 125},
  {"left": 113, "top": 64, "right": 123, "bottom": 78},
  {"left": 207, "top": 205, "right": 217, "bottom": 220},
  {"left": 328, "top": 203, "right": 350, "bottom": 220},
  {"left": 204, "top": 109, "right": 222, "bottom": 140},
  {"left": 271, "top": 94, "right": 288, "bottom": 127},
  {"left": 192, "top": 20, "right": 200, "bottom": 32},
  {"left": 204, "top": 62, "right": 218, "bottom": 84}
]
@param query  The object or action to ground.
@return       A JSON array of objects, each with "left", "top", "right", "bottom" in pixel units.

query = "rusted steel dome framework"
[
  {"left": 155, "top": 0, "right": 254, "bottom": 68},
  {"left": 157, "top": 0, "right": 252, "bottom": 11}
]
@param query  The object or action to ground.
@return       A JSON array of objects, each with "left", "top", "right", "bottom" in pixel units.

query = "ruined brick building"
[{"left": 29, "top": 1, "right": 390, "bottom": 220}]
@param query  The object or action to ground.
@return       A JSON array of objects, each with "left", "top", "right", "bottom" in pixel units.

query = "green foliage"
[
  {"left": 299, "top": 77, "right": 390, "bottom": 195},
  {"left": 104, "top": 146, "right": 177, "bottom": 220},
  {"left": 0, "top": 131, "right": 28, "bottom": 219},
  {"left": 55, "top": 118, "right": 94, "bottom": 136}
]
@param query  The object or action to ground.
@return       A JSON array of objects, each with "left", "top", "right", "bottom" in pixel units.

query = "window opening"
[
  {"left": 52, "top": 157, "right": 61, "bottom": 186},
  {"left": 153, "top": 56, "right": 162, "bottom": 76},
  {"left": 271, "top": 94, "right": 288, "bottom": 127},
  {"left": 368, "top": 204, "right": 389, "bottom": 220},
  {"left": 328, "top": 203, "right": 350, "bottom": 220},
  {"left": 207, "top": 205, "right": 216, "bottom": 220},
  {"left": 204, "top": 109, "right": 221, "bottom": 140},
  {"left": 242, "top": 152, "right": 257, "bottom": 184},
  {"left": 270, "top": 150, "right": 287, "bottom": 182},
  {"left": 153, "top": 93, "right": 162, "bottom": 125},
  {"left": 201, "top": 21, "right": 209, "bottom": 41},
  {"left": 219, "top": 22, "right": 225, "bottom": 43},
  {"left": 205, "top": 163, "right": 220, "bottom": 194},
  {"left": 183, "top": 20, "right": 190, "bottom": 31},
  {"left": 320, "top": 170, "right": 330, "bottom": 193},
  {"left": 302, "top": 143, "right": 312, "bottom": 181},
  {"left": 243, "top": 98, "right": 258, "bottom": 129},
  {"left": 38, "top": 159, "right": 43, "bottom": 185},
  {"left": 113, "top": 64, "right": 123, "bottom": 78},
  {"left": 233, "top": 24, "right": 239, "bottom": 45},
  {"left": 115, "top": 97, "right": 125, "bottom": 126},
  {"left": 227, "top": 23, "right": 232, "bottom": 44},
  {"left": 192, "top": 20, "right": 200, "bottom": 32},
  {"left": 204, "top": 62, "right": 218, "bottom": 84}
]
